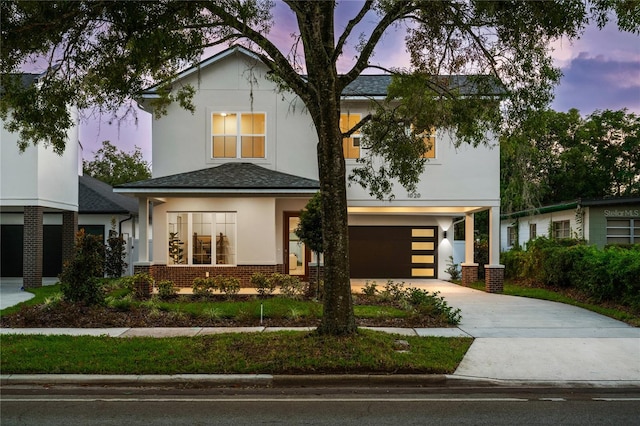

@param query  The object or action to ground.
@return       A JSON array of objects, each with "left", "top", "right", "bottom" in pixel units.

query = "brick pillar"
[
  {"left": 62, "top": 211, "right": 78, "bottom": 268},
  {"left": 461, "top": 263, "right": 479, "bottom": 286},
  {"left": 23, "top": 206, "right": 44, "bottom": 288},
  {"left": 485, "top": 265, "right": 505, "bottom": 293}
]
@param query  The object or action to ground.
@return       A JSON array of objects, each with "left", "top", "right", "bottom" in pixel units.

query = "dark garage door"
[
  {"left": 349, "top": 226, "right": 438, "bottom": 279},
  {"left": 0, "top": 225, "right": 63, "bottom": 277}
]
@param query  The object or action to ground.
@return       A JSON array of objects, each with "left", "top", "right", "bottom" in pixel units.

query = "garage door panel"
[{"left": 349, "top": 226, "right": 437, "bottom": 279}]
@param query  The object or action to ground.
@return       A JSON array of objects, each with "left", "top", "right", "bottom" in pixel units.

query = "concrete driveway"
[
  {"left": 0, "top": 277, "right": 58, "bottom": 310},
  {"left": 355, "top": 280, "right": 640, "bottom": 385}
]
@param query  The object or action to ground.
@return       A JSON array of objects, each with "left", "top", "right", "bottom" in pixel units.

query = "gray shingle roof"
[
  {"left": 116, "top": 163, "right": 319, "bottom": 192},
  {"left": 79, "top": 175, "right": 138, "bottom": 214}
]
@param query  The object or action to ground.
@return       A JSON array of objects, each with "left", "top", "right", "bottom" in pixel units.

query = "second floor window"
[
  {"left": 341, "top": 113, "right": 361, "bottom": 159},
  {"left": 212, "top": 112, "right": 265, "bottom": 158}
]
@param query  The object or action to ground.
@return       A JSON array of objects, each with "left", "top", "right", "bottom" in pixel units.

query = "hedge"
[{"left": 501, "top": 238, "right": 640, "bottom": 309}]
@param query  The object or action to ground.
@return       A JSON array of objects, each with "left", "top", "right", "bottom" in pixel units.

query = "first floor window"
[
  {"left": 553, "top": 220, "right": 571, "bottom": 239},
  {"left": 529, "top": 223, "right": 537, "bottom": 240},
  {"left": 607, "top": 219, "right": 639, "bottom": 244},
  {"left": 168, "top": 212, "right": 236, "bottom": 266}
]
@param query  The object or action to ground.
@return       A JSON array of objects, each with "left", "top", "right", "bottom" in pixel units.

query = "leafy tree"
[
  {"left": 2, "top": 1, "right": 636, "bottom": 335},
  {"left": 59, "top": 229, "right": 106, "bottom": 306},
  {"left": 501, "top": 109, "right": 640, "bottom": 213},
  {"left": 83, "top": 141, "right": 151, "bottom": 186},
  {"left": 295, "top": 191, "right": 323, "bottom": 295}
]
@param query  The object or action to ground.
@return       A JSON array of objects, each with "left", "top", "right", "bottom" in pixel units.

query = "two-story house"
[{"left": 117, "top": 46, "right": 503, "bottom": 290}]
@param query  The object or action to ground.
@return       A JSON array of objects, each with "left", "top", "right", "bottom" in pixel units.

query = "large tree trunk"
[
  {"left": 294, "top": 2, "right": 356, "bottom": 335},
  {"left": 315, "top": 102, "right": 356, "bottom": 336}
]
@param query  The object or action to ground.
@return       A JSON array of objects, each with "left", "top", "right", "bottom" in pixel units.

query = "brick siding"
[
  {"left": 485, "top": 265, "right": 505, "bottom": 293},
  {"left": 23, "top": 206, "right": 43, "bottom": 288},
  {"left": 461, "top": 263, "right": 478, "bottom": 286}
]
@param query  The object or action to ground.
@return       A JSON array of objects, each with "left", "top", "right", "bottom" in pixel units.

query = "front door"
[{"left": 284, "top": 212, "right": 310, "bottom": 280}]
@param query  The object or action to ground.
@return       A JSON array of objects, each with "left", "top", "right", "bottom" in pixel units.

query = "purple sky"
[{"left": 79, "top": 3, "right": 640, "bottom": 164}]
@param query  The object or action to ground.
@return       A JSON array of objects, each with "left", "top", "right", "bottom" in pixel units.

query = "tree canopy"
[
  {"left": 501, "top": 108, "right": 640, "bottom": 214},
  {"left": 83, "top": 141, "right": 151, "bottom": 186},
  {"left": 2, "top": 0, "right": 637, "bottom": 335}
]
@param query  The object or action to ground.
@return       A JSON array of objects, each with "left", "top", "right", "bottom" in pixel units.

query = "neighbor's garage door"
[
  {"left": 349, "top": 226, "right": 437, "bottom": 279},
  {"left": 0, "top": 225, "right": 63, "bottom": 277}
]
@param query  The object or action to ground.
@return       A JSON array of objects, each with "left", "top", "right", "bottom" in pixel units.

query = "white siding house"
[{"left": 117, "top": 46, "right": 502, "bottom": 288}]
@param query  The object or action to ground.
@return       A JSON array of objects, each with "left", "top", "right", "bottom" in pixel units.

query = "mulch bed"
[{"left": 0, "top": 296, "right": 451, "bottom": 329}]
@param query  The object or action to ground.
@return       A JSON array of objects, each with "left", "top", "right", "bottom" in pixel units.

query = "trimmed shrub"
[
  {"left": 192, "top": 277, "right": 217, "bottom": 298},
  {"left": 59, "top": 230, "right": 106, "bottom": 305},
  {"left": 157, "top": 280, "right": 178, "bottom": 300},
  {"left": 250, "top": 272, "right": 276, "bottom": 297},
  {"left": 216, "top": 276, "right": 240, "bottom": 298}
]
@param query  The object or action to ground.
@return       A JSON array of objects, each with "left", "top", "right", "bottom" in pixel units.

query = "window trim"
[
  {"left": 211, "top": 111, "right": 266, "bottom": 159},
  {"left": 552, "top": 220, "right": 571, "bottom": 239},
  {"left": 167, "top": 212, "right": 237, "bottom": 267},
  {"left": 606, "top": 218, "right": 639, "bottom": 245}
]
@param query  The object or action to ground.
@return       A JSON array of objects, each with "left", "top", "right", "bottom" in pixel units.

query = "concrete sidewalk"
[{"left": 2, "top": 278, "right": 639, "bottom": 387}]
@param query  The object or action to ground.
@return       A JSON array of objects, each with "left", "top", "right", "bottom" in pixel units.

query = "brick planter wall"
[
  {"left": 461, "top": 263, "right": 479, "bottom": 286},
  {"left": 485, "top": 265, "right": 505, "bottom": 293},
  {"left": 23, "top": 206, "right": 43, "bottom": 289},
  {"left": 147, "top": 264, "right": 286, "bottom": 288}
]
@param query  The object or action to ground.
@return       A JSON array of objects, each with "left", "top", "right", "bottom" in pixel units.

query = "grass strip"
[{"left": 0, "top": 330, "right": 471, "bottom": 375}]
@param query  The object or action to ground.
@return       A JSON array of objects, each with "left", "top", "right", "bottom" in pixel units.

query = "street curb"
[{"left": 2, "top": 374, "right": 639, "bottom": 389}]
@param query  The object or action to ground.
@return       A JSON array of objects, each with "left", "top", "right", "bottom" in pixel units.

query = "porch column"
[
  {"left": 23, "top": 206, "right": 43, "bottom": 288},
  {"left": 461, "top": 212, "right": 478, "bottom": 286},
  {"left": 137, "top": 197, "right": 150, "bottom": 264},
  {"left": 485, "top": 205, "right": 505, "bottom": 293}
]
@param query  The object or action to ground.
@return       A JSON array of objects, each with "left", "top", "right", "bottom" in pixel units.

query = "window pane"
[
  {"left": 192, "top": 213, "right": 213, "bottom": 265},
  {"left": 241, "top": 136, "right": 265, "bottom": 158},
  {"left": 213, "top": 136, "right": 237, "bottom": 158},
  {"left": 212, "top": 113, "right": 237, "bottom": 134},
  {"left": 423, "top": 134, "right": 436, "bottom": 158},
  {"left": 240, "top": 113, "right": 265, "bottom": 134},
  {"left": 342, "top": 137, "right": 360, "bottom": 159},
  {"left": 168, "top": 213, "right": 188, "bottom": 265},
  {"left": 341, "top": 114, "right": 361, "bottom": 159},
  {"left": 215, "top": 213, "right": 236, "bottom": 265}
]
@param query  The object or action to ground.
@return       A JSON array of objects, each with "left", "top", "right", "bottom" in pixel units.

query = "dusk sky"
[{"left": 78, "top": 2, "right": 640, "bottom": 164}]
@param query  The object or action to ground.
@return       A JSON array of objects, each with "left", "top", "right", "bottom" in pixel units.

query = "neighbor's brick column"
[
  {"left": 23, "top": 206, "right": 44, "bottom": 288},
  {"left": 485, "top": 265, "right": 505, "bottom": 293},
  {"left": 461, "top": 263, "right": 479, "bottom": 286},
  {"left": 62, "top": 211, "right": 78, "bottom": 268}
]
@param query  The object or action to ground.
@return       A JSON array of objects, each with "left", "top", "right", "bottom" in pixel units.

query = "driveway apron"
[{"left": 380, "top": 280, "right": 640, "bottom": 384}]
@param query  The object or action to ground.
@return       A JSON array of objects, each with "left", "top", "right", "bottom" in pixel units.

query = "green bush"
[
  {"left": 192, "top": 277, "right": 217, "bottom": 298},
  {"left": 59, "top": 230, "right": 106, "bottom": 306},
  {"left": 215, "top": 276, "right": 240, "bottom": 298},
  {"left": 514, "top": 238, "right": 640, "bottom": 308},
  {"left": 250, "top": 272, "right": 276, "bottom": 297},
  {"left": 156, "top": 280, "right": 178, "bottom": 300},
  {"left": 270, "top": 273, "right": 305, "bottom": 300}
]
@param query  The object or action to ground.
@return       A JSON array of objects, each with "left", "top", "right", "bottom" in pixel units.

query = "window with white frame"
[
  {"left": 507, "top": 226, "right": 517, "bottom": 247},
  {"left": 211, "top": 112, "right": 265, "bottom": 158},
  {"left": 606, "top": 219, "right": 639, "bottom": 244},
  {"left": 553, "top": 220, "right": 571, "bottom": 239},
  {"left": 168, "top": 212, "right": 236, "bottom": 266},
  {"left": 529, "top": 223, "right": 537, "bottom": 240}
]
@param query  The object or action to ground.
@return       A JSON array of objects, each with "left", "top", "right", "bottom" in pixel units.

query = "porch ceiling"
[{"left": 347, "top": 206, "right": 488, "bottom": 215}]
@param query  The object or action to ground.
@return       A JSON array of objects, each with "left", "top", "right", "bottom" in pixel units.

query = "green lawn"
[{"left": 0, "top": 330, "right": 472, "bottom": 375}]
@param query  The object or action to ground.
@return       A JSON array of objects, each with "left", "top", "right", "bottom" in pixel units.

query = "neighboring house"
[
  {"left": 500, "top": 197, "right": 640, "bottom": 251},
  {"left": 1, "top": 73, "right": 79, "bottom": 287},
  {"left": 116, "top": 46, "right": 502, "bottom": 288},
  {"left": 0, "top": 172, "right": 141, "bottom": 279}
]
